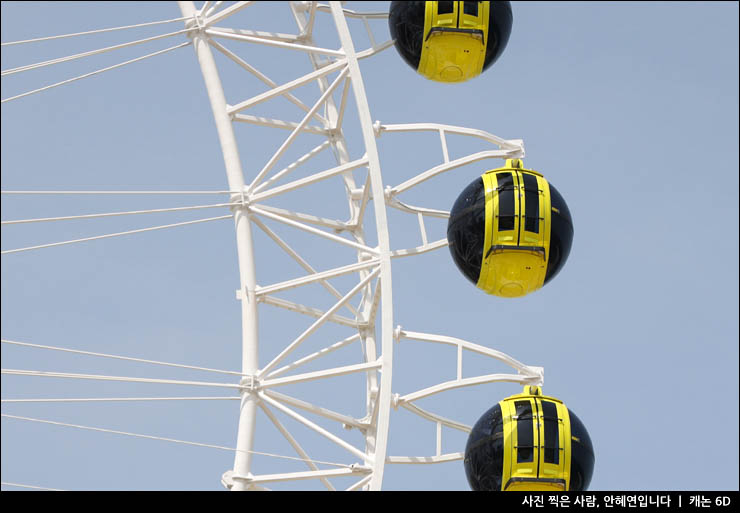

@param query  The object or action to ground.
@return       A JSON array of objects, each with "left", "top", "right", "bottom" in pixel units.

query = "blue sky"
[{"left": 1, "top": 2, "right": 738, "bottom": 491}]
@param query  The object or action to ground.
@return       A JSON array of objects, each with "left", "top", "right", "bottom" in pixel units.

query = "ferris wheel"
[{"left": 1, "top": 2, "right": 591, "bottom": 491}]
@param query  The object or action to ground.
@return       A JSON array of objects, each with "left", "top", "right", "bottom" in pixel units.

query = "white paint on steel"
[
  {"left": 177, "top": 1, "right": 259, "bottom": 491},
  {"left": 164, "top": 1, "right": 544, "bottom": 491},
  {"left": 329, "top": 1, "right": 395, "bottom": 490}
]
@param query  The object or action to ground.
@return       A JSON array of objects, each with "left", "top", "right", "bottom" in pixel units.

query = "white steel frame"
[
  {"left": 176, "top": 1, "right": 540, "bottom": 491},
  {"left": 1, "top": 1, "right": 543, "bottom": 491}
]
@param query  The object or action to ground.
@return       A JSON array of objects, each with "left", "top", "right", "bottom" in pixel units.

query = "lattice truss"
[{"left": 1, "top": 2, "right": 543, "bottom": 491}]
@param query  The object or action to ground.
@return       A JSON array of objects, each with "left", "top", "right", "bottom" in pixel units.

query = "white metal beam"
[
  {"left": 260, "top": 360, "right": 382, "bottom": 389},
  {"left": 255, "top": 258, "right": 379, "bottom": 297},
  {"left": 207, "top": 28, "right": 345, "bottom": 58},
  {"left": 208, "top": 26, "right": 300, "bottom": 42},
  {"left": 246, "top": 67, "right": 350, "bottom": 192},
  {"left": 258, "top": 268, "right": 380, "bottom": 377},
  {"left": 232, "top": 114, "right": 330, "bottom": 135},
  {"left": 263, "top": 389, "right": 368, "bottom": 430},
  {"left": 385, "top": 453, "right": 464, "bottom": 464},
  {"left": 250, "top": 216, "right": 358, "bottom": 318},
  {"left": 210, "top": 39, "right": 329, "bottom": 125},
  {"left": 254, "top": 204, "right": 347, "bottom": 231},
  {"left": 250, "top": 154, "right": 367, "bottom": 203},
  {"left": 398, "top": 373, "right": 542, "bottom": 405},
  {"left": 231, "top": 466, "right": 370, "bottom": 485},
  {"left": 250, "top": 206, "right": 378, "bottom": 256},
  {"left": 258, "top": 295, "right": 360, "bottom": 329},
  {"left": 398, "top": 401, "right": 471, "bottom": 433},
  {"left": 390, "top": 149, "right": 525, "bottom": 196},
  {"left": 226, "top": 58, "right": 347, "bottom": 115},
  {"left": 330, "top": 2, "right": 394, "bottom": 491},
  {"left": 266, "top": 333, "right": 361, "bottom": 379},
  {"left": 178, "top": 1, "right": 258, "bottom": 491},
  {"left": 253, "top": 141, "right": 333, "bottom": 194},
  {"left": 259, "top": 392, "right": 372, "bottom": 464},
  {"left": 390, "top": 239, "right": 448, "bottom": 259},
  {"left": 398, "top": 330, "right": 543, "bottom": 377},
  {"left": 259, "top": 402, "right": 335, "bottom": 491},
  {"left": 378, "top": 122, "right": 524, "bottom": 152},
  {"left": 203, "top": 1, "right": 254, "bottom": 26}
]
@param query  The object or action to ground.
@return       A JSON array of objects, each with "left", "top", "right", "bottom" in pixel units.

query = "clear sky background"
[{"left": 1, "top": 1, "right": 738, "bottom": 491}]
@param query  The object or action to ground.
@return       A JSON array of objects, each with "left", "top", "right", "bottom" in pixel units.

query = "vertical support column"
[
  {"left": 329, "top": 2, "right": 394, "bottom": 491},
  {"left": 231, "top": 208, "right": 260, "bottom": 492},
  {"left": 178, "top": 1, "right": 259, "bottom": 491},
  {"left": 289, "top": 1, "right": 381, "bottom": 473}
]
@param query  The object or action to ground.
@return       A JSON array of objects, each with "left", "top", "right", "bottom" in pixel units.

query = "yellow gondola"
[
  {"left": 389, "top": 1, "right": 513, "bottom": 83},
  {"left": 447, "top": 159, "right": 573, "bottom": 297},
  {"left": 464, "top": 386, "right": 595, "bottom": 491}
]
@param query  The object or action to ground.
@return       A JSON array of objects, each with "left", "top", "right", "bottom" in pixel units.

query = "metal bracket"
[
  {"left": 391, "top": 393, "right": 400, "bottom": 410},
  {"left": 229, "top": 188, "right": 250, "bottom": 213},
  {"left": 373, "top": 120, "right": 383, "bottom": 138},
  {"left": 239, "top": 375, "right": 259, "bottom": 392},
  {"left": 393, "top": 325, "right": 403, "bottom": 342},
  {"left": 184, "top": 13, "right": 206, "bottom": 39},
  {"left": 221, "top": 470, "right": 234, "bottom": 490}
]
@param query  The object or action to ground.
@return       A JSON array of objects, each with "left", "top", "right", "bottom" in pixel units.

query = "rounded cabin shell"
[
  {"left": 447, "top": 159, "right": 573, "bottom": 297},
  {"left": 389, "top": 1, "right": 513, "bottom": 83},
  {"left": 464, "top": 386, "right": 595, "bottom": 491}
]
